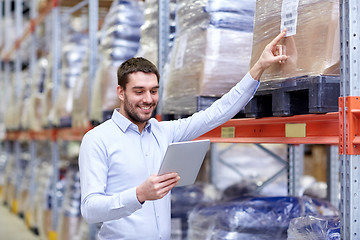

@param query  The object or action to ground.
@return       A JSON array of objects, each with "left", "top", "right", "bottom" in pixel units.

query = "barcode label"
[{"left": 281, "top": 0, "right": 299, "bottom": 37}]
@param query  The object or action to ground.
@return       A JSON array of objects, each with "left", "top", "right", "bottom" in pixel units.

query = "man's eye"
[
  {"left": 136, "top": 91, "right": 143, "bottom": 94},
  {"left": 151, "top": 90, "right": 158, "bottom": 94}
]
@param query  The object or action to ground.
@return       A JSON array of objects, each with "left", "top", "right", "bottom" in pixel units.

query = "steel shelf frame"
[
  {"left": 339, "top": 0, "right": 360, "bottom": 239},
  {"left": 0, "top": 1, "right": 98, "bottom": 240}
]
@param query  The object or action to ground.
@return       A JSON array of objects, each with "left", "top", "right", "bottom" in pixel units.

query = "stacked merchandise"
[
  {"left": 34, "top": 160, "right": 67, "bottom": 239},
  {"left": 15, "top": 143, "right": 31, "bottom": 218},
  {"left": 0, "top": 146, "right": 6, "bottom": 197},
  {"left": 162, "top": 0, "right": 256, "bottom": 115},
  {"left": 59, "top": 164, "right": 82, "bottom": 240},
  {"left": 51, "top": 34, "right": 88, "bottom": 127},
  {"left": 89, "top": 0, "right": 144, "bottom": 124},
  {"left": 2, "top": 143, "right": 15, "bottom": 207},
  {"left": 287, "top": 215, "right": 340, "bottom": 240},
  {"left": 171, "top": 183, "right": 220, "bottom": 239},
  {"left": 26, "top": 58, "right": 49, "bottom": 131},
  {"left": 22, "top": 141, "right": 50, "bottom": 235},
  {"left": 2, "top": 142, "right": 30, "bottom": 215},
  {"left": 244, "top": 0, "right": 340, "bottom": 118},
  {"left": 136, "top": 0, "right": 177, "bottom": 66},
  {"left": 187, "top": 196, "right": 339, "bottom": 240},
  {"left": 249, "top": 0, "right": 340, "bottom": 82}
]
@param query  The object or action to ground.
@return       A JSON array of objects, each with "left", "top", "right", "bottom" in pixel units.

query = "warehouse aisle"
[{"left": 0, "top": 203, "right": 40, "bottom": 240}]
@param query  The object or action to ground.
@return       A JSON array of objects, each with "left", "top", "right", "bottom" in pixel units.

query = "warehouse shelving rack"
[
  {"left": 0, "top": 0, "right": 359, "bottom": 239},
  {"left": 0, "top": 0, "right": 101, "bottom": 239}
]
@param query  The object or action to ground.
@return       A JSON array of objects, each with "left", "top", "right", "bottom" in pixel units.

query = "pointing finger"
[{"left": 268, "top": 28, "right": 287, "bottom": 48}]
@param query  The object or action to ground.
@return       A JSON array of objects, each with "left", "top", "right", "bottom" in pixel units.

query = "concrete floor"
[{"left": 0, "top": 203, "right": 41, "bottom": 240}]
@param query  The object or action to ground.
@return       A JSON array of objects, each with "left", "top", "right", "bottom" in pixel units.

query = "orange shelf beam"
[
  {"left": 196, "top": 112, "right": 339, "bottom": 144},
  {"left": 5, "top": 114, "right": 340, "bottom": 144}
]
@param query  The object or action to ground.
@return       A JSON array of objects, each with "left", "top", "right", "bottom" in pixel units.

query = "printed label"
[{"left": 281, "top": 0, "right": 300, "bottom": 36}]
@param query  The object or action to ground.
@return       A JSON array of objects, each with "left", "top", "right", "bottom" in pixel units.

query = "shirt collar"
[{"left": 111, "top": 109, "right": 152, "bottom": 133}]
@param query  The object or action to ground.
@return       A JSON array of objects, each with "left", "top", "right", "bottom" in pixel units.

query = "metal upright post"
[
  {"left": 287, "top": 144, "right": 304, "bottom": 196},
  {"left": 12, "top": 0, "right": 23, "bottom": 215},
  {"left": 14, "top": 0, "right": 23, "bottom": 108},
  {"left": 327, "top": 145, "right": 340, "bottom": 209},
  {"left": 88, "top": 0, "right": 98, "bottom": 121},
  {"left": 157, "top": 0, "right": 170, "bottom": 116},
  {"left": 88, "top": 1, "right": 99, "bottom": 239},
  {"left": 339, "top": 0, "right": 360, "bottom": 239},
  {"left": 50, "top": 1, "right": 61, "bottom": 239},
  {"left": 13, "top": 140, "right": 21, "bottom": 213},
  {"left": 26, "top": 0, "right": 39, "bottom": 229}
]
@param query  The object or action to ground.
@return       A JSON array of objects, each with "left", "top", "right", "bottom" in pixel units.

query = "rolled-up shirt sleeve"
[{"left": 79, "top": 132, "right": 142, "bottom": 224}]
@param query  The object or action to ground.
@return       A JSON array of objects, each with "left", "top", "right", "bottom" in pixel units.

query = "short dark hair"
[{"left": 117, "top": 57, "right": 160, "bottom": 89}]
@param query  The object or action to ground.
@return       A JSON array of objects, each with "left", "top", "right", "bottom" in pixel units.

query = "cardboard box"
[{"left": 250, "top": 0, "right": 340, "bottom": 82}]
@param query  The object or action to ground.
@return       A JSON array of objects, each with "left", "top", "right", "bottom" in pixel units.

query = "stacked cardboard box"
[{"left": 250, "top": 0, "right": 340, "bottom": 82}]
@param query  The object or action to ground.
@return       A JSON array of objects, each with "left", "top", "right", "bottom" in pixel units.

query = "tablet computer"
[{"left": 158, "top": 139, "right": 211, "bottom": 186}]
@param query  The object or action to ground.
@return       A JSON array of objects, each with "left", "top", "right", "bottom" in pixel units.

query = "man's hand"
[
  {"left": 250, "top": 29, "right": 288, "bottom": 80},
  {"left": 136, "top": 172, "right": 180, "bottom": 203}
]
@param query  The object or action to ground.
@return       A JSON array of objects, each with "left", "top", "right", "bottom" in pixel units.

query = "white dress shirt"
[{"left": 78, "top": 73, "right": 259, "bottom": 240}]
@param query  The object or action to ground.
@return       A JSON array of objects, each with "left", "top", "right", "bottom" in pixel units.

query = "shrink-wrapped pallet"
[
  {"left": 249, "top": 0, "right": 340, "bottom": 82},
  {"left": 51, "top": 34, "right": 88, "bottom": 127},
  {"left": 162, "top": 0, "right": 256, "bottom": 115},
  {"left": 136, "top": 0, "right": 177, "bottom": 66},
  {"left": 90, "top": 0, "right": 144, "bottom": 124},
  {"left": 26, "top": 58, "right": 48, "bottom": 131},
  {"left": 188, "top": 196, "right": 339, "bottom": 240},
  {"left": 287, "top": 215, "right": 340, "bottom": 240}
]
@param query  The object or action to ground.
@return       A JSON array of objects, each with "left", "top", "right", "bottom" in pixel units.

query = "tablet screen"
[{"left": 158, "top": 139, "right": 210, "bottom": 186}]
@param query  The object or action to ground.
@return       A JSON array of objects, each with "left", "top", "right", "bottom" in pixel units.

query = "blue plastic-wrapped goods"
[
  {"left": 171, "top": 183, "right": 220, "bottom": 240},
  {"left": 287, "top": 215, "right": 340, "bottom": 240},
  {"left": 187, "top": 196, "right": 339, "bottom": 240}
]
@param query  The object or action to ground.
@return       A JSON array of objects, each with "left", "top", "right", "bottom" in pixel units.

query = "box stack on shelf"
[
  {"left": 89, "top": 0, "right": 144, "bottom": 124},
  {"left": 245, "top": 0, "right": 340, "bottom": 118},
  {"left": 162, "top": 0, "right": 256, "bottom": 115}
]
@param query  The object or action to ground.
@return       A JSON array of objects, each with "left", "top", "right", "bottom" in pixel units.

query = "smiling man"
[{"left": 79, "top": 30, "right": 288, "bottom": 240}]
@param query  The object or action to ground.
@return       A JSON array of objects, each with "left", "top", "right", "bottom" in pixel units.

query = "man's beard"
[{"left": 123, "top": 95, "right": 156, "bottom": 124}]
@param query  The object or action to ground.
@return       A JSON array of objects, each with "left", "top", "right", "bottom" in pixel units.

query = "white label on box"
[
  {"left": 281, "top": 0, "right": 299, "bottom": 36},
  {"left": 174, "top": 33, "right": 188, "bottom": 69}
]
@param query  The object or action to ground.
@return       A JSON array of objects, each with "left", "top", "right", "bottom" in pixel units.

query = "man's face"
[{"left": 117, "top": 71, "right": 159, "bottom": 126}]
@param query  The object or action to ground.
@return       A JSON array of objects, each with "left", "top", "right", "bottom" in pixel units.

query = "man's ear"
[{"left": 117, "top": 85, "right": 125, "bottom": 101}]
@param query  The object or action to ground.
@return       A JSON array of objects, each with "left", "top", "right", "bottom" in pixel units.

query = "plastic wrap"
[
  {"left": 59, "top": 164, "right": 82, "bottom": 240},
  {"left": 90, "top": 0, "right": 144, "bottom": 124},
  {"left": 287, "top": 215, "right": 340, "bottom": 240},
  {"left": 221, "top": 179, "right": 258, "bottom": 200},
  {"left": 136, "top": 0, "right": 176, "bottom": 66},
  {"left": 26, "top": 58, "right": 48, "bottom": 131},
  {"left": 162, "top": 0, "right": 256, "bottom": 115},
  {"left": 71, "top": 60, "right": 89, "bottom": 129},
  {"left": 0, "top": 148, "right": 6, "bottom": 190},
  {"left": 90, "top": 59, "right": 120, "bottom": 124},
  {"left": 249, "top": 0, "right": 340, "bottom": 82},
  {"left": 51, "top": 34, "right": 88, "bottom": 127},
  {"left": 171, "top": 183, "right": 220, "bottom": 240},
  {"left": 187, "top": 196, "right": 339, "bottom": 240}
]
